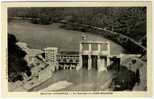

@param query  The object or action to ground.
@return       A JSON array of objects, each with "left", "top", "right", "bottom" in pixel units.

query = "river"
[{"left": 8, "top": 20, "right": 125, "bottom": 55}]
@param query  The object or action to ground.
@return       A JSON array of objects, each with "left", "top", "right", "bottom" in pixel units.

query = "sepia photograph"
[{"left": 1, "top": 1, "right": 152, "bottom": 96}]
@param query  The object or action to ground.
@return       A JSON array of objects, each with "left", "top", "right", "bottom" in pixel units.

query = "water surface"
[
  {"left": 8, "top": 20, "right": 125, "bottom": 55},
  {"left": 30, "top": 69, "right": 113, "bottom": 91}
]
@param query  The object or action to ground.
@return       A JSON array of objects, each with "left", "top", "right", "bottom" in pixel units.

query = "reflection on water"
[{"left": 30, "top": 69, "right": 113, "bottom": 91}]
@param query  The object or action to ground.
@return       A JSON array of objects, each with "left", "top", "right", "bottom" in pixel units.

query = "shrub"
[{"left": 111, "top": 66, "right": 136, "bottom": 91}]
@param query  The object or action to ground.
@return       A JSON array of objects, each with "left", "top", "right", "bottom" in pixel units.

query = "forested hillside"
[{"left": 8, "top": 7, "right": 146, "bottom": 47}]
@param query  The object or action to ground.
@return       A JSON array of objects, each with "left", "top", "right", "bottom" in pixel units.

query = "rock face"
[
  {"left": 16, "top": 42, "right": 54, "bottom": 89},
  {"left": 16, "top": 42, "right": 44, "bottom": 65}
]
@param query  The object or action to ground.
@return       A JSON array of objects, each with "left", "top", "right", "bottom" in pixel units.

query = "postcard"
[{"left": 1, "top": 1, "right": 152, "bottom": 96}]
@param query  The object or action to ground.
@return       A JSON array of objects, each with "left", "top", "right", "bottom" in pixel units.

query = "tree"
[{"left": 8, "top": 34, "right": 31, "bottom": 82}]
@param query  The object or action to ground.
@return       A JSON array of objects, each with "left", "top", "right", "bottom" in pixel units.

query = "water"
[
  {"left": 29, "top": 69, "right": 113, "bottom": 91},
  {"left": 8, "top": 20, "right": 125, "bottom": 55}
]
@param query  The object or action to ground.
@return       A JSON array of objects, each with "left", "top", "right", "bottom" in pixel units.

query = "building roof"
[
  {"left": 58, "top": 50, "right": 79, "bottom": 56},
  {"left": 80, "top": 41, "right": 110, "bottom": 44},
  {"left": 44, "top": 47, "right": 58, "bottom": 51}
]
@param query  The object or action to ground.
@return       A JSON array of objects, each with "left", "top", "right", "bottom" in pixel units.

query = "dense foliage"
[
  {"left": 108, "top": 63, "right": 137, "bottom": 91},
  {"left": 8, "top": 7, "right": 146, "bottom": 43},
  {"left": 8, "top": 34, "right": 31, "bottom": 82},
  {"left": 111, "top": 66, "right": 136, "bottom": 91}
]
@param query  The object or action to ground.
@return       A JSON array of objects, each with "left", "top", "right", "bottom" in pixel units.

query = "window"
[
  {"left": 82, "top": 43, "right": 89, "bottom": 51},
  {"left": 91, "top": 43, "right": 98, "bottom": 51},
  {"left": 69, "top": 59, "right": 73, "bottom": 63},
  {"left": 101, "top": 43, "right": 108, "bottom": 51}
]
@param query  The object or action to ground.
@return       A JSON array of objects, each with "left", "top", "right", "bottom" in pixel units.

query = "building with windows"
[
  {"left": 57, "top": 51, "right": 79, "bottom": 70},
  {"left": 77, "top": 41, "right": 110, "bottom": 72},
  {"left": 44, "top": 47, "right": 58, "bottom": 71},
  {"left": 43, "top": 41, "right": 129, "bottom": 72},
  {"left": 44, "top": 47, "right": 58, "bottom": 62},
  {"left": 43, "top": 41, "right": 111, "bottom": 72}
]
